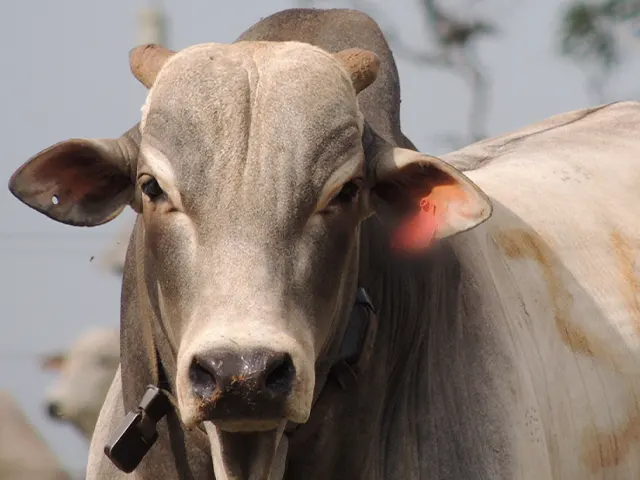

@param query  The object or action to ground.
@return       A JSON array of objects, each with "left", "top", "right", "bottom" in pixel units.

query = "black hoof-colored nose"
[
  {"left": 189, "top": 349, "right": 295, "bottom": 420},
  {"left": 47, "top": 402, "right": 61, "bottom": 419}
]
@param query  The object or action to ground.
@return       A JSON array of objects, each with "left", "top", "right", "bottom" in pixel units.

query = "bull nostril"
[
  {"left": 189, "top": 359, "right": 217, "bottom": 398},
  {"left": 264, "top": 354, "right": 295, "bottom": 395}
]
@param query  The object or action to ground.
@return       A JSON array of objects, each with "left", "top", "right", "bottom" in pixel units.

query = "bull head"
[{"left": 8, "top": 39, "right": 490, "bottom": 480}]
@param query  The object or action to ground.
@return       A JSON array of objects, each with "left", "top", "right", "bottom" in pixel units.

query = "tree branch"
[
  {"left": 347, "top": 0, "right": 453, "bottom": 66},
  {"left": 297, "top": 0, "right": 495, "bottom": 146}
]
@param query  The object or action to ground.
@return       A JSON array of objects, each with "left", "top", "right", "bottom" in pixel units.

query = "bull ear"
[
  {"left": 8, "top": 128, "right": 139, "bottom": 227},
  {"left": 39, "top": 353, "right": 66, "bottom": 371},
  {"left": 371, "top": 147, "right": 492, "bottom": 252}
]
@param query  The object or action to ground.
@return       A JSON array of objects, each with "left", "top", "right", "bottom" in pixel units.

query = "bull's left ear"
[{"left": 370, "top": 147, "right": 493, "bottom": 252}]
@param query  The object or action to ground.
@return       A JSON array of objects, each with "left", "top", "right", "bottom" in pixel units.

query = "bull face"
[
  {"left": 136, "top": 42, "right": 378, "bottom": 433},
  {"left": 8, "top": 40, "right": 491, "bottom": 479}
]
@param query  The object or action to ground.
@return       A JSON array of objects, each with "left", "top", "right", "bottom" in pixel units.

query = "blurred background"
[{"left": 1, "top": 0, "right": 640, "bottom": 476}]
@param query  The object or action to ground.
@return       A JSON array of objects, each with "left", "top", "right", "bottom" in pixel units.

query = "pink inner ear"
[
  {"left": 29, "top": 144, "right": 113, "bottom": 203},
  {"left": 390, "top": 197, "right": 439, "bottom": 252},
  {"left": 388, "top": 182, "right": 470, "bottom": 252}
]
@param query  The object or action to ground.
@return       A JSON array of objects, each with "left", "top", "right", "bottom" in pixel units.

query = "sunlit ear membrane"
[{"left": 371, "top": 147, "right": 493, "bottom": 253}]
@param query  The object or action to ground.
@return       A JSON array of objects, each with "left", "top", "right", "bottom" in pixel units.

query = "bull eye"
[
  {"left": 333, "top": 178, "right": 362, "bottom": 205},
  {"left": 141, "top": 177, "right": 165, "bottom": 201}
]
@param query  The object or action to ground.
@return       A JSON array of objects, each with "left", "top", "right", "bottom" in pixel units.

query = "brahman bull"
[{"left": 9, "top": 7, "right": 640, "bottom": 480}]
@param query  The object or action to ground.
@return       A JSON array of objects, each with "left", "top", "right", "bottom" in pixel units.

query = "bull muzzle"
[{"left": 189, "top": 349, "right": 296, "bottom": 426}]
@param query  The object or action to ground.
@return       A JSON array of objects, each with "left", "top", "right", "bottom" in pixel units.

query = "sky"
[{"left": 1, "top": 0, "right": 640, "bottom": 475}]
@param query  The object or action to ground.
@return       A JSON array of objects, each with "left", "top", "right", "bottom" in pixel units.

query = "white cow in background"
[
  {"left": 0, "top": 390, "right": 70, "bottom": 480},
  {"left": 40, "top": 225, "right": 129, "bottom": 441},
  {"left": 40, "top": 328, "right": 120, "bottom": 441}
]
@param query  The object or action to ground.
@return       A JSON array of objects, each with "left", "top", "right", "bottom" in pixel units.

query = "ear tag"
[{"left": 390, "top": 197, "right": 439, "bottom": 252}]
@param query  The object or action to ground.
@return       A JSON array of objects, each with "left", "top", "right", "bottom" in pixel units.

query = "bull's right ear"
[{"left": 8, "top": 128, "right": 139, "bottom": 227}]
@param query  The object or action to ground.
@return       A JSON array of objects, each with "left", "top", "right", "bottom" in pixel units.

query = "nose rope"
[{"left": 104, "top": 287, "right": 378, "bottom": 473}]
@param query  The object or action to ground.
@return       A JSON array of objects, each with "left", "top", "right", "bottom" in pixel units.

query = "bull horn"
[
  {"left": 333, "top": 48, "right": 381, "bottom": 94},
  {"left": 129, "top": 44, "right": 176, "bottom": 89}
]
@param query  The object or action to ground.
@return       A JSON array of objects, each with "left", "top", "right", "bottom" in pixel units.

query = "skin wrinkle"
[
  {"left": 611, "top": 230, "right": 640, "bottom": 332},
  {"left": 491, "top": 227, "right": 598, "bottom": 474},
  {"left": 576, "top": 230, "right": 640, "bottom": 473},
  {"left": 314, "top": 148, "right": 363, "bottom": 212},
  {"left": 240, "top": 50, "right": 260, "bottom": 197},
  {"left": 484, "top": 229, "right": 559, "bottom": 476},
  {"left": 138, "top": 144, "right": 184, "bottom": 212}
]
